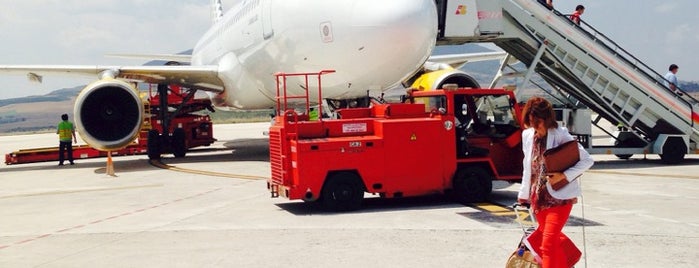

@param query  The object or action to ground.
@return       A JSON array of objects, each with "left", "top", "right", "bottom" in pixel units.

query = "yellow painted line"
[
  {"left": 474, "top": 203, "right": 511, "bottom": 212},
  {"left": 149, "top": 160, "right": 268, "bottom": 180},
  {"left": 0, "top": 184, "right": 163, "bottom": 200},
  {"left": 492, "top": 211, "right": 517, "bottom": 216},
  {"left": 515, "top": 211, "right": 535, "bottom": 226},
  {"left": 588, "top": 170, "right": 699, "bottom": 180},
  {"left": 474, "top": 203, "right": 535, "bottom": 226}
]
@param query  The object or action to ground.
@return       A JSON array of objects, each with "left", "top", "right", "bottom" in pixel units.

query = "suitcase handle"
[{"left": 512, "top": 203, "right": 537, "bottom": 233}]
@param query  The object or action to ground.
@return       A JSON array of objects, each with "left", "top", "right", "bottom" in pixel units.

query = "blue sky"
[{"left": 0, "top": 0, "right": 697, "bottom": 99}]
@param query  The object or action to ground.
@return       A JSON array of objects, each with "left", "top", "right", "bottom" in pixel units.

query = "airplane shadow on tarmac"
[
  {"left": 156, "top": 138, "right": 270, "bottom": 164},
  {"left": 590, "top": 156, "right": 699, "bottom": 170},
  {"left": 276, "top": 186, "right": 526, "bottom": 216},
  {"left": 1, "top": 138, "right": 270, "bottom": 175},
  {"left": 0, "top": 156, "right": 156, "bottom": 174},
  {"left": 276, "top": 194, "right": 465, "bottom": 215},
  {"left": 275, "top": 185, "right": 601, "bottom": 227}
]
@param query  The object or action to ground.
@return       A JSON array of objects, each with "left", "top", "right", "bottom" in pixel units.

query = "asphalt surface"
[{"left": 1, "top": 122, "right": 698, "bottom": 267}]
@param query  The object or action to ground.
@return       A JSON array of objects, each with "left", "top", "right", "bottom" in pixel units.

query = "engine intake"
[
  {"left": 409, "top": 69, "right": 480, "bottom": 91},
  {"left": 73, "top": 79, "right": 143, "bottom": 151}
]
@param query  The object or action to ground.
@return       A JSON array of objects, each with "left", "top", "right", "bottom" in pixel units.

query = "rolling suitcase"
[
  {"left": 506, "top": 203, "right": 540, "bottom": 268},
  {"left": 505, "top": 203, "right": 582, "bottom": 268}
]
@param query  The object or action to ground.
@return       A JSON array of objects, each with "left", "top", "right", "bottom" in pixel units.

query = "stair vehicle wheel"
[
  {"left": 452, "top": 166, "right": 492, "bottom": 204},
  {"left": 147, "top": 130, "right": 161, "bottom": 160},
  {"left": 659, "top": 137, "right": 686, "bottom": 164},
  {"left": 172, "top": 128, "right": 187, "bottom": 158},
  {"left": 321, "top": 172, "right": 364, "bottom": 211},
  {"left": 613, "top": 139, "right": 633, "bottom": 160},
  {"left": 613, "top": 133, "right": 642, "bottom": 160}
]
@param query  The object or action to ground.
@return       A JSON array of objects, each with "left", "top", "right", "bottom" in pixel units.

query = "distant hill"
[
  {"left": 680, "top": 81, "right": 699, "bottom": 92},
  {"left": 0, "top": 86, "right": 81, "bottom": 134},
  {"left": 0, "top": 86, "right": 81, "bottom": 108}
]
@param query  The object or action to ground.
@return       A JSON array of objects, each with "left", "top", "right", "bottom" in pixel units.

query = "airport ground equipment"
[
  {"left": 267, "top": 71, "right": 525, "bottom": 211},
  {"left": 4, "top": 85, "right": 215, "bottom": 165},
  {"left": 437, "top": 0, "right": 699, "bottom": 163},
  {"left": 143, "top": 84, "right": 216, "bottom": 159}
]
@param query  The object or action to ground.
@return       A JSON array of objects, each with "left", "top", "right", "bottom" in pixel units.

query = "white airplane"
[{"left": 0, "top": 0, "right": 504, "bottom": 158}]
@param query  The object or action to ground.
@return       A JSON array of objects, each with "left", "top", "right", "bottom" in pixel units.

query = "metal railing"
[{"left": 557, "top": 10, "right": 698, "bottom": 108}]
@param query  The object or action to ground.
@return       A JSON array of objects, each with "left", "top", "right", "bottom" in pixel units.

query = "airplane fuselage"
[{"left": 192, "top": 0, "right": 438, "bottom": 109}]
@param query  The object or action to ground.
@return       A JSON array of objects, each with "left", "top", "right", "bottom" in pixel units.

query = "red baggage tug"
[{"left": 268, "top": 71, "right": 525, "bottom": 211}]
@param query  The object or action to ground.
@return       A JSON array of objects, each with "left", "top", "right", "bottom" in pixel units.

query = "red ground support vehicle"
[
  {"left": 144, "top": 84, "right": 216, "bottom": 159},
  {"left": 267, "top": 71, "right": 525, "bottom": 211}
]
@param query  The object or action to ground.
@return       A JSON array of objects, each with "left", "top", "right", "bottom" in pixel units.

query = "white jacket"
[{"left": 518, "top": 127, "right": 594, "bottom": 201}]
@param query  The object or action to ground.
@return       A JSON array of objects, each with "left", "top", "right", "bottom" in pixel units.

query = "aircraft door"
[
  {"left": 262, "top": 0, "right": 274, "bottom": 39},
  {"left": 435, "top": 0, "right": 447, "bottom": 40}
]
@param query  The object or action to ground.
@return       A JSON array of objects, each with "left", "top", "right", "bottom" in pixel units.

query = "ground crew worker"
[
  {"left": 57, "top": 113, "right": 76, "bottom": 165},
  {"left": 309, "top": 107, "right": 319, "bottom": 121}
]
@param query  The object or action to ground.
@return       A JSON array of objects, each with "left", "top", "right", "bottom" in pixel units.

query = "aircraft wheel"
[
  {"left": 172, "top": 128, "right": 187, "bottom": 158},
  {"left": 147, "top": 130, "right": 161, "bottom": 160},
  {"left": 452, "top": 166, "right": 492, "bottom": 204},
  {"left": 321, "top": 172, "right": 364, "bottom": 211}
]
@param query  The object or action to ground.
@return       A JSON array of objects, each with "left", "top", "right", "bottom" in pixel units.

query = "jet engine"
[
  {"left": 73, "top": 79, "right": 143, "bottom": 151},
  {"left": 408, "top": 68, "right": 481, "bottom": 91}
]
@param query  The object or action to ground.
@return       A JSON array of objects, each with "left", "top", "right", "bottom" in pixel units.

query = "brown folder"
[{"left": 543, "top": 140, "right": 580, "bottom": 190}]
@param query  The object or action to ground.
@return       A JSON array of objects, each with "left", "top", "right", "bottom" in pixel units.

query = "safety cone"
[{"left": 106, "top": 151, "right": 116, "bottom": 177}]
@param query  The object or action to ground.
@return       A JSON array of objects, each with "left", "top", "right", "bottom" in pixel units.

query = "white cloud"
[
  {"left": 0, "top": 1, "right": 211, "bottom": 98},
  {"left": 655, "top": 3, "right": 678, "bottom": 13},
  {"left": 666, "top": 24, "right": 692, "bottom": 44}
]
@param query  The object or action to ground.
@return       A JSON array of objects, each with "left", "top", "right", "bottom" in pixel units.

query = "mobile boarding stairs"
[{"left": 437, "top": 0, "right": 699, "bottom": 163}]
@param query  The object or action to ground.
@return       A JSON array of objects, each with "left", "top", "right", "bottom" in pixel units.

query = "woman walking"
[{"left": 517, "top": 97, "right": 594, "bottom": 267}]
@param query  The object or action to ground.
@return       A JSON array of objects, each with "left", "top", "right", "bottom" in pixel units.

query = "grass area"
[
  {"left": 204, "top": 109, "right": 273, "bottom": 124},
  {"left": 0, "top": 109, "right": 274, "bottom": 136},
  {"left": 0, "top": 127, "right": 55, "bottom": 136}
]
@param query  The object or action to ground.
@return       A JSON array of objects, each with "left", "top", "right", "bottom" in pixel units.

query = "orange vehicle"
[{"left": 267, "top": 71, "right": 525, "bottom": 211}]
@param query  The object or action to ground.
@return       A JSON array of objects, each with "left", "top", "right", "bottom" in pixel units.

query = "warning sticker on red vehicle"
[{"left": 342, "top": 123, "right": 367, "bottom": 133}]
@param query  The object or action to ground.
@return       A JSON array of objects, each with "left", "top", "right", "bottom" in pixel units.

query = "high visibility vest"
[
  {"left": 309, "top": 109, "right": 319, "bottom": 121},
  {"left": 58, "top": 121, "right": 74, "bottom": 141}
]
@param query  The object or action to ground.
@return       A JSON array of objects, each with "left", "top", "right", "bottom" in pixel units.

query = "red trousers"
[{"left": 528, "top": 203, "right": 579, "bottom": 268}]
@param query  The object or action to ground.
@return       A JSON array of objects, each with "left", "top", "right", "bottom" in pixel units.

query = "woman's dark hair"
[
  {"left": 521, "top": 97, "right": 558, "bottom": 129},
  {"left": 576, "top": 5, "right": 585, "bottom": 11}
]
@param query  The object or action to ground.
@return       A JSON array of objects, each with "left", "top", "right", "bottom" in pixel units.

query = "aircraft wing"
[
  {"left": 427, "top": 51, "right": 508, "bottom": 69},
  {"left": 106, "top": 53, "right": 192, "bottom": 63},
  {"left": 0, "top": 65, "right": 224, "bottom": 92}
]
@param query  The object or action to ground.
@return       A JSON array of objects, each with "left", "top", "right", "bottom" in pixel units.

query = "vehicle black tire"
[
  {"left": 659, "top": 137, "right": 686, "bottom": 164},
  {"left": 613, "top": 140, "right": 633, "bottom": 160},
  {"left": 321, "top": 172, "right": 364, "bottom": 212},
  {"left": 614, "top": 154, "right": 632, "bottom": 160},
  {"left": 172, "top": 128, "right": 187, "bottom": 158},
  {"left": 147, "top": 130, "right": 161, "bottom": 160},
  {"left": 452, "top": 166, "right": 492, "bottom": 204}
]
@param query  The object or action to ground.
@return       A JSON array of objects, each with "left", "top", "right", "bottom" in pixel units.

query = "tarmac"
[{"left": 1, "top": 122, "right": 698, "bottom": 267}]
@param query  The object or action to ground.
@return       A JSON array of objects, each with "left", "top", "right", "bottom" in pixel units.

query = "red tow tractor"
[{"left": 268, "top": 71, "right": 525, "bottom": 211}]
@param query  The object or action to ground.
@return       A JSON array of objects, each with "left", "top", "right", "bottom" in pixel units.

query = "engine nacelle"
[
  {"left": 409, "top": 69, "right": 481, "bottom": 91},
  {"left": 73, "top": 79, "right": 143, "bottom": 151}
]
